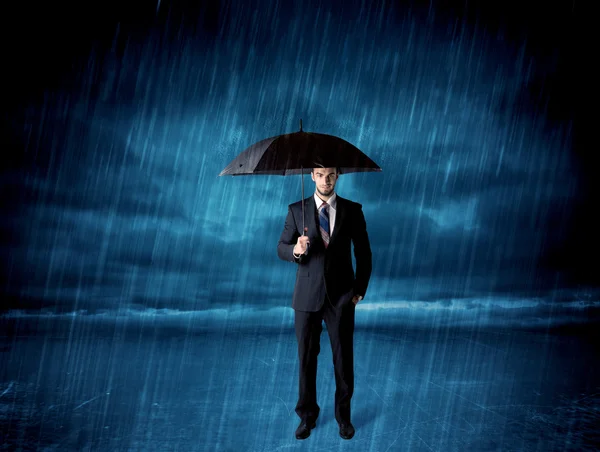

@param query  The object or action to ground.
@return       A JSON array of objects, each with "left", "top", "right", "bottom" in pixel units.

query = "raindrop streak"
[{"left": 1, "top": 1, "right": 595, "bottom": 451}]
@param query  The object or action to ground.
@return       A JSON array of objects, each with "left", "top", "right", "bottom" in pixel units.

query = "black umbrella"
[{"left": 219, "top": 120, "right": 382, "bottom": 234}]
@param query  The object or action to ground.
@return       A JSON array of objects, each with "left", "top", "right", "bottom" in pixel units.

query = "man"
[{"left": 277, "top": 166, "right": 372, "bottom": 440}]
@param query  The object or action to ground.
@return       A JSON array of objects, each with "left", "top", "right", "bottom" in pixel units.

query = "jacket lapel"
[{"left": 329, "top": 195, "right": 344, "bottom": 246}]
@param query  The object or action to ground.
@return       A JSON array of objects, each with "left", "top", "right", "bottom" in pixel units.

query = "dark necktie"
[{"left": 319, "top": 201, "right": 330, "bottom": 248}]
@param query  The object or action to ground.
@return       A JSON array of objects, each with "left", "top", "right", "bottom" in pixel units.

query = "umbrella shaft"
[{"left": 301, "top": 166, "right": 305, "bottom": 236}]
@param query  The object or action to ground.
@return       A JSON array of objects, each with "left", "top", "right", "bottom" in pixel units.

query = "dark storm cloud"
[
  {"left": 8, "top": 112, "right": 191, "bottom": 222},
  {"left": 362, "top": 191, "right": 565, "bottom": 296},
  {"left": 344, "top": 126, "right": 578, "bottom": 295},
  {"left": 19, "top": 178, "right": 189, "bottom": 224},
  {"left": 353, "top": 139, "right": 576, "bottom": 203},
  {"left": 5, "top": 197, "right": 297, "bottom": 312}
]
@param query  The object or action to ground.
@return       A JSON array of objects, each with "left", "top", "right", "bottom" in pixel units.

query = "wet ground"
[{"left": 1, "top": 309, "right": 598, "bottom": 451}]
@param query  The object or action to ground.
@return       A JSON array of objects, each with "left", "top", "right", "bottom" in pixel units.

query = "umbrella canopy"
[
  {"left": 218, "top": 120, "right": 382, "bottom": 235},
  {"left": 218, "top": 121, "right": 381, "bottom": 176}
]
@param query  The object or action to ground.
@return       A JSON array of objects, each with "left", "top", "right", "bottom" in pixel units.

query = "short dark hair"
[{"left": 311, "top": 167, "right": 341, "bottom": 175}]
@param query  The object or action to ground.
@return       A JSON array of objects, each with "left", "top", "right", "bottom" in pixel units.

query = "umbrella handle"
[{"left": 304, "top": 228, "right": 310, "bottom": 249}]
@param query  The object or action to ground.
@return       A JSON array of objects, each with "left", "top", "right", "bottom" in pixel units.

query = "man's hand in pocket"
[{"left": 352, "top": 295, "right": 363, "bottom": 305}]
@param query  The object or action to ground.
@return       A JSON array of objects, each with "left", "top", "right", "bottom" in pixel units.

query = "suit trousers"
[{"left": 294, "top": 293, "right": 356, "bottom": 425}]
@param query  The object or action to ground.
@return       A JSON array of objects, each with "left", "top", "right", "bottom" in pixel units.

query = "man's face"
[{"left": 311, "top": 167, "right": 339, "bottom": 198}]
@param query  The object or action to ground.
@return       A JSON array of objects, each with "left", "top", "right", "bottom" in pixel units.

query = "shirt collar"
[{"left": 314, "top": 192, "right": 337, "bottom": 210}]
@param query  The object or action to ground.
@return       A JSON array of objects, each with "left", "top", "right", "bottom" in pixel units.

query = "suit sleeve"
[
  {"left": 277, "top": 206, "right": 306, "bottom": 264},
  {"left": 352, "top": 203, "right": 372, "bottom": 298}
]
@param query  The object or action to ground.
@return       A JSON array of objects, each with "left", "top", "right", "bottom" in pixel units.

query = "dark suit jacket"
[{"left": 277, "top": 194, "right": 372, "bottom": 312}]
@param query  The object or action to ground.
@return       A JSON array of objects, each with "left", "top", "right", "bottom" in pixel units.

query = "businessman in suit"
[{"left": 277, "top": 166, "right": 372, "bottom": 440}]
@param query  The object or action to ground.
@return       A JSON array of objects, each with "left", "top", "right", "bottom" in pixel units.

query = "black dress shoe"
[
  {"left": 295, "top": 420, "right": 316, "bottom": 440},
  {"left": 338, "top": 422, "right": 355, "bottom": 439}
]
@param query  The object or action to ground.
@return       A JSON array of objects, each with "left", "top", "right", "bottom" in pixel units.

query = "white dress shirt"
[{"left": 293, "top": 192, "right": 337, "bottom": 258}]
